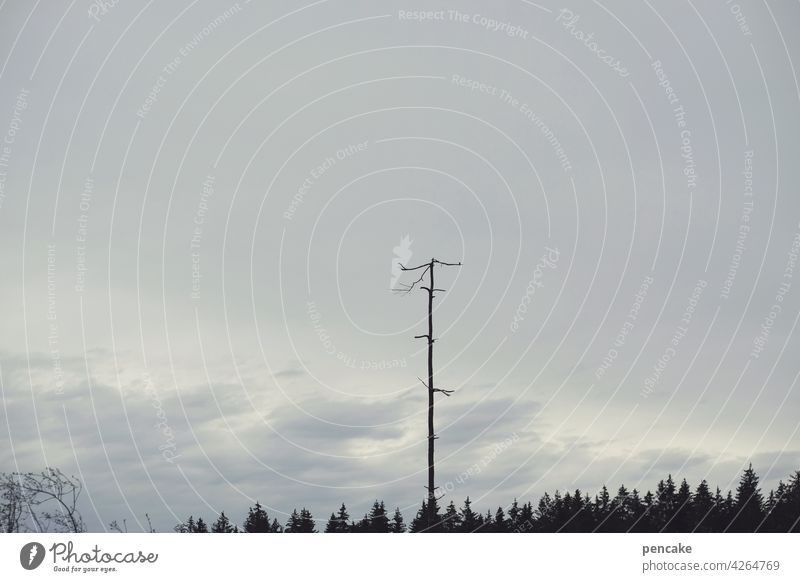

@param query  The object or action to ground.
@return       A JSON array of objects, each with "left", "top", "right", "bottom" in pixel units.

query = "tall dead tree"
[{"left": 396, "top": 258, "right": 461, "bottom": 520}]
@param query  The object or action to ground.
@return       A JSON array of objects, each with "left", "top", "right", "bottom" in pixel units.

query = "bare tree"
[
  {"left": 1, "top": 472, "right": 25, "bottom": 533},
  {"left": 0, "top": 468, "right": 85, "bottom": 533},
  {"left": 396, "top": 257, "right": 461, "bottom": 518}
]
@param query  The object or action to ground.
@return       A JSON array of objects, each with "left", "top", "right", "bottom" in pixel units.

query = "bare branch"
[
  {"left": 399, "top": 262, "right": 430, "bottom": 271},
  {"left": 432, "top": 388, "right": 454, "bottom": 397},
  {"left": 395, "top": 264, "right": 430, "bottom": 295}
]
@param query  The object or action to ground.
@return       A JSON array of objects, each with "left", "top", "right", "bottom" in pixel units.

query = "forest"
[
  {"left": 3, "top": 464, "right": 798, "bottom": 533},
  {"left": 173, "top": 464, "right": 800, "bottom": 533}
]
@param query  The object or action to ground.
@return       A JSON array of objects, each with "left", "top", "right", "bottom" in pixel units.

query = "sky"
[{"left": 1, "top": 0, "right": 799, "bottom": 532}]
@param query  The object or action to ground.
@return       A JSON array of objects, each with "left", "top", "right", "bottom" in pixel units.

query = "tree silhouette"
[
  {"left": 729, "top": 463, "right": 764, "bottom": 532},
  {"left": 410, "top": 498, "right": 444, "bottom": 532},
  {"left": 243, "top": 501, "right": 272, "bottom": 533},
  {"left": 459, "top": 497, "right": 481, "bottom": 532},
  {"left": 12, "top": 464, "right": 800, "bottom": 534},
  {"left": 389, "top": 507, "right": 406, "bottom": 533},
  {"left": 286, "top": 508, "right": 316, "bottom": 533},
  {"left": 691, "top": 480, "right": 714, "bottom": 532},
  {"left": 211, "top": 511, "right": 237, "bottom": 533},
  {"left": 664, "top": 479, "right": 692, "bottom": 532},
  {"left": 493, "top": 507, "right": 510, "bottom": 533},
  {"left": 441, "top": 501, "right": 461, "bottom": 532},
  {"left": 325, "top": 503, "right": 350, "bottom": 533},
  {"left": 396, "top": 257, "right": 461, "bottom": 507}
]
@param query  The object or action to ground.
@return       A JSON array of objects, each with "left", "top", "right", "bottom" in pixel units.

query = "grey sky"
[{"left": 1, "top": 0, "right": 799, "bottom": 531}]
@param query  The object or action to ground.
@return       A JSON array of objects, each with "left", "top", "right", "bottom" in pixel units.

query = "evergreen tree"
[
  {"left": 572, "top": 491, "right": 595, "bottom": 532},
  {"left": 459, "top": 497, "right": 480, "bottom": 532},
  {"left": 666, "top": 479, "right": 692, "bottom": 532},
  {"left": 366, "top": 501, "right": 390, "bottom": 533},
  {"left": 535, "top": 492, "right": 555, "bottom": 532},
  {"left": 715, "top": 490, "right": 735, "bottom": 531},
  {"left": 389, "top": 507, "right": 406, "bottom": 533},
  {"left": 212, "top": 511, "right": 237, "bottom": 533},
  {"left": 270, "top": 518, "right": 283, "bottom": 533},
  {"left": 493, "top": 506, "right": 509, "bottom": 533},
  {"left": 631, "top": 491, "right": 655, "bottom": 533},
  {"left": 325, "top": 503, "right": 350, "bottom": 533},
  {"left": 243, "top": 501, "right": 271, "bottom": 533},
  {"left": 766, "top": 472, "right": 800, "bottom": 532},
  {"left": 194, "top": 517, "right": 208, "bottom": 533},
  {"left": 508, "top": 499, "right": 521, "bottom": 531},
  {"left": 691, "top": 480, "right": 715, "bottom": 532},
  {"left": 298, "top": 508, "right": 316, "bottom": 532},
  {"left": 410, "top": 497, "right": 442, "bottom": 532},
  {"left": 351, "top": 513, "right": 369, "bottom": 533},
  {"left": 516, "top": 501, "right": 534, "bottom": 532},
  {"left": 786, "top": 471, "right": 800, "bottom": 533},
  {"left": 729, "top": 464, "right": 764, "bottom": 532},
  {"left": 479, "top": 509, "right": 494, "bottom": 533},
  {"left": 763, "top": 488, "right": 778, "bottom": 532},
  {"left": 593, "top": 486, "right": 612, "bottom": 532},
  {"left": 285, "top": 509, "right": 301, "bottom": 532},
  {"left": 605, "top": 485, "right": 630, "bottom": 532},
  {"left": 441, "top": 501, "right": 462, "bottom": 532},
  {"left": 654, "top": 475, "right": 677, "bottom": 531},
  {"left": 410, "top": 500, "right": 428, "bottom": 532},
  {"left": 174, "top": 516, "right": 197, "bottom": 533},
  {"left": 626, "top": 489, "right": 646, "bottom": 533},
  {"left": 285, "top": 508, "right": 316, "bottom": 533}
]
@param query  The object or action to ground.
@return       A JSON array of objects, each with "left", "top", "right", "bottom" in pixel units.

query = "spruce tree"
[
  {"left": 243, "top": 501, "right": 271, "bottom": 533},
  {"left": 441, "top": 501, "right": 461, "bottom": 532},
  {"left": 480, "top": 509, "right": 494, "bottom": 533},
  {"left": 285, "top": 509, "right": 301, "bottom": 532},
  {"left": 410, "top": 500, "right": 428, "bottom": 532},
  {"left": 627, "top": 489, "right": 646, "bottom": 533},
  {"left": 367, "top": 501, "right": 390, "bottom": 533},
  {"left": 535, "top": 492, "right": 554, "bottom": 532},
  {"left": 517, "top": 501, "right": 534, "bottom": 532},
  {"left": 389, "top": 507, "right": 406, "bottom": 533},
  {"left": 607, "top": 485, "right": 630, "bottom": 532},
  {"left": 493, "top": 507, "right": 509, "bottom": 533},
  {"left": 763, "top": 488, "right": 778, "bottom": 532},
  {"left": 666, "top": 479, "right": 692, "bottom": 532},
  {"left": 212, "top": 511, "right": 237, "bottom": 533},
  {"left": 325, "top": 503, "right": 350, "bottom": 533},
  {"left": 508, "top": 499, "right": 521, "bottom": 531},
  {"left": 654, "top": 475, "right": 677, "bottom": 531},
  {"left": 729, "top": 464, "right": 764, "bottom": 532},
  {"left": 631, "top": 491, "right": 655, "bottom": 533},
  {"left": 787, "top": 471, "right": 800, "bottom": 533},
  {"left": 592, "top": 486, "right": 612, "bottom": 532},
  {"left": 459, "top": 497, "right": 480, "bottom": 532},
  {"left": 298, "top": 508, "right": 316, "bottom": 532},
  {"left": 691, "top": 480, "right": 714, "bottom": 532},
  {"left": 409, "top": 497, "right": 443, "bottom": 532}
]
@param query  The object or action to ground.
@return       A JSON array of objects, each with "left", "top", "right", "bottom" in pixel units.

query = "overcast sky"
[{"left": 1, "top": 0, "right": 799, "bottom": 532}]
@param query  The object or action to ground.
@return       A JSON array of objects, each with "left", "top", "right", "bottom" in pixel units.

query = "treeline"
[{"left": 174, "top": 464, "right": 800, "bottom": 533}]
